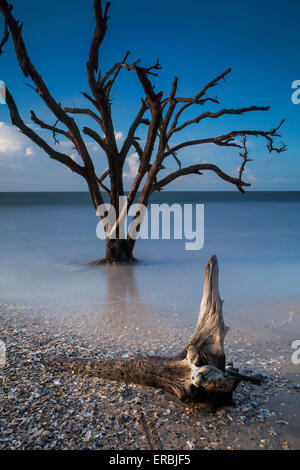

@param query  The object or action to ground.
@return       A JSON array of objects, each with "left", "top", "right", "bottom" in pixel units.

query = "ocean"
[{"left": 0, "top": 191, "right": 299, "bottom": 342}]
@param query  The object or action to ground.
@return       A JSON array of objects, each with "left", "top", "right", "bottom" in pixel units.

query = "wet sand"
[{"left": 0, "top": 296, "right": 299, "bottom": 450}]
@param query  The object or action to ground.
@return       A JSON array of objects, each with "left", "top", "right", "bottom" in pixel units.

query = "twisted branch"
[
  {"left": 164, "top": 121, "right": 286, "bottom": 157},
  {"left": 169, "top": 105, "right": 270, "bottom": 135},
  {"left": 64, "top": 107, "right": 103, "bottom": 127},
  {"left": 168, "top": 68, "right": 231, "bottom": 135},
  {"left": 154, "top": 162, "right": 251, "bottom": 193},
  {"left": 98, "top": 168, "right": 110, "bottom": 194},
  {"left": 30, "top": 111, "right": 71, "bottom": 145},
  {"left": 5, "top": 87, "right": 86, "bottom": 177}
]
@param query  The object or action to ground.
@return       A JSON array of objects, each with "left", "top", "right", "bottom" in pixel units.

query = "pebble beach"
[{"left": 1, "top": 300, "right": 299, "bottom": 450}]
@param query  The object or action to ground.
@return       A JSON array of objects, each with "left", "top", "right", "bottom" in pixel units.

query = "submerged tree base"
[
  {"left": 89, "top": 238, "right": 138, "bottom": 265},
  {"left": 89, "top": 255, "right": 138, "bottom": 266},
  {"left": 46, "top": 256, "right": 262, "bottom": 408}
]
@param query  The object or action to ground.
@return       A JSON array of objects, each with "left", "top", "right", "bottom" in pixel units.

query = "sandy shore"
[{"left": 0, "top": 300, "right": 299, "bottom": 450}]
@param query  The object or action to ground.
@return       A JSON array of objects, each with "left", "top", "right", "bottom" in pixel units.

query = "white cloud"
[
  {"left": 115, "top": 131, "right": 124, "bottom": 142},
  {"left": 0, "top": 123, "right": 122, "bottom": 173},
  {"left": 0, "top": 122, "right": 34, "bottom": 161},
  {"left": 25, "top": 147, "right": 34, "bottom": 156},
  {"left": 0, "top": 122, "right": 23, "bottom": 155},
  {"left": 123, "top": 152, "right": 139, "bottom": 178},
  {"left": 86, "top": 142, "right": 103, "bottom": 154}
]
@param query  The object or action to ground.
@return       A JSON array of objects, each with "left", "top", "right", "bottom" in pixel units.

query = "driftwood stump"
[{"left": 47, "top": 256, "right": 260, "bottom": 407}]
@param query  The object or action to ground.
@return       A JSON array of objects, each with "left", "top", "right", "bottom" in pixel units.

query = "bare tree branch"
[
  {"left": 165, "top": 141, "right": 181, "bottom": 169},
  {"left": 87, "top": 0, "right": 111, "bottom": 94},
  {"left": 87, "top": 0, "right": 118, "bottom": 154},
  {"left": 83, "top": 126, "right": 108, "bottom": 152},
  {"left": 0, "top": 0, "right": 106, "bottom": 211},
  {"left": 98, "top": 168, "right": 110, "bottom": 182},
  {"left": 116, "top": 59, "right": 163, "bottom": 102},
  {"left": 81, "top": 91, "right": 98, "bottom": 108},
  {"left": 100, "top": 50, "right": 130, "bottom": 95},
  {"left": 0, "top": 16, "right": 8, "bottom": 54},
  {"left": 87, "top": 1, "right": 126, "bottom": 205},
  {"left": 164, "top": 121, "right": 286, "bottom": 157},
  {"left": 98, "top": 168, "right": 110, "bottom": 194},
  {"left": 30, "top": 111, "right": 71, "bottom": 145},
  {"left": 160, "top": 77, "right": 178, "bottom": 142},
  {"left": 120, "top": 100, "right": 148, "bottom": 163},
  {"left": 5, "top": 87, "right": 87, "bottom": 177},
  {"left": 169, "top": 68, "right": 231, "bottom": 135},
  {"left": 131, "top": 138, "right": 144, "bottom": 159},
  {"left": 64, "top": 107, "right": 103, "bottom": 127},
  {"left": 169, "top": 105, "right": 270, "bottom": 135},
  {"left": 0, "top": 0, "right": 100, "bottom": 177},
  {"left": 113, "top": 58, "right": 165, "bottom": 217},
  {"left": 236, "top": 136, "right": 252, "bottom": 191},
  {"left": 154, "top": 163, "right": 251, "bottom": 193}
]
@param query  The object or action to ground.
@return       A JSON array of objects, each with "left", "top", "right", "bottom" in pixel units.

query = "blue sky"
[{"left": 0, "top": 0, "right": 299, "bottom": 191}]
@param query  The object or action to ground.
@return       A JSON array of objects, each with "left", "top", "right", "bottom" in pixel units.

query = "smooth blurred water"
[{"left": 0, "top": 192, "right": 299, "bottom": 319}]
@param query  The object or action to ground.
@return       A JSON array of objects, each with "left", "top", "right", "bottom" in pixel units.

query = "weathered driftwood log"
[{"left": 46, "top": 256, "right": 261, "bottom": 407}]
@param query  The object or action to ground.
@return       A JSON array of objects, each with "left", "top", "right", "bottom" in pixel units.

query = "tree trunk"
[
  {"left": 93, "top": 237, "right": 136, "bottom": 264},
  {"left": 47, "top": 256, "right": 261, "bottom": 407}
]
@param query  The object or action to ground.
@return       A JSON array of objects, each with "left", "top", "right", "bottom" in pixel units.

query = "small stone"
[
  {"left": 83, "top": 430, "right": 92, "bottom": 441},
  {"left": 187, "top": 440, "right": 195, "bottom": 449},
  {"left": 7, "top": 393, "right": 17, "bottom": 400}
]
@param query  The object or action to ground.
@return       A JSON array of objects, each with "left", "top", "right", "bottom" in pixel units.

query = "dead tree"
[
  {"left": 0, "top": 1, "right": 286, "bottom": 263},
  {"left": 46, "top": 256, "right": 261, "bottom": 407}
]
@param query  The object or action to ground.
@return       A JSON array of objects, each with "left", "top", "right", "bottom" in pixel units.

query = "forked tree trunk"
[
  {"left": 47, "top": 256, "right": 260, "bottom": 406},
  {"left": 94, "top": 202, "right": 141, "bottom": 264}
]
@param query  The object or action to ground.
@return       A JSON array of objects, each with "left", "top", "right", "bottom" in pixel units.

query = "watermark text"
[{"left": 96, "top": 198, "right": 204, "bottom": 251}]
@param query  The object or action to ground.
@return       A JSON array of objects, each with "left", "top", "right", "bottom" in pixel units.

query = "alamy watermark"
[
  {"left": 0, "top": 80, "right": 6, "bottom": 104},
  {"left": 291, "top": 340, "right": 300, "bottom": 365},
  {"left": 0, "top": 340, "right": 6, "bottom": 366},
  {"left": 291, "top": 80, "right": 300, "bottom": 104},
  {"left": 96, "top": 198, "right": 204, "bottom": 251}
]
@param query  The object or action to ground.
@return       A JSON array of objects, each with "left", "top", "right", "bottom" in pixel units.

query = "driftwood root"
[{"left": 45, "top": 256, "right": 261, "bottom": 407}]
